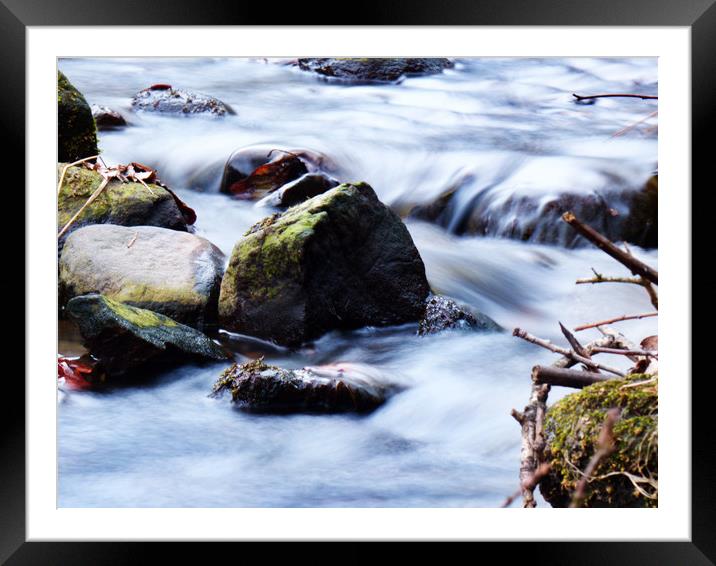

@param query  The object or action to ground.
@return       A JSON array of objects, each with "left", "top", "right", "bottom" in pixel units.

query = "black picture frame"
[{"left": 5, "top": 0, "right": 710, "bottom": 563}]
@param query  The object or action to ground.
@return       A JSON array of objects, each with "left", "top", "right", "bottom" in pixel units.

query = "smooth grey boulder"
[{"left": 59, "top": 224, "right": 225, "bottom": 329}]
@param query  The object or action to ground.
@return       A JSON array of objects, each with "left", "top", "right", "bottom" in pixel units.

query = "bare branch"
[
  {"left": 573, "top": 312, "right": 658, "bottom": 332},
  {"left": 562, "top": 212, "right": 658, "bottom": 285},
  {"left": 513, "top": 328, "right": 625, "bottom": 376},
  {"left": 532, "top": 365, "right": 610, "bottom": 389},
  {"left": 572, "top": 93, "right": 658, "bottom": 101},
  {"left": 570, "top": 408, "right": 621, "bottom": 507}
]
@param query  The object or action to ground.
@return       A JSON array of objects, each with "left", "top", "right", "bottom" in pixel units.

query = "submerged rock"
[
  {"left": 67, "top": 294, "right": 228, "bottom": 377},
  {"left": 219, "top": 145, "right": 341, "bottom": 198},
  {"left": 218, "top": 182, "right": 430, "bottom": 345},
  {"left": 539, "top": 374, "right": 658, "bottom": 508},
  {"left": 418, "top": 295, "right": 502, "bottom": 336},
  {"left": 409, "top": 184, "right": 656, "bottom": 249},
  {"left": 91, "top": 104, "right": 127, "bottom": 130},
  {"left": 57, "top": 164, "right": 191, "bottom": 245},
  {"left": 59, "top": 225, "right": 225, "bottom": 329},
  {"left": 131, "top": 84, "right": 234, "bottom": 116},
  {"left": 255, "top": 172, "right": 339, "bottom": 208},
  {"left": 213, "top": 358, "right": 397, "bottom": 413},
  {"left": 223, "top": 153, "right": 308, "bottom": 200},
  {"left": 297, "top": 58, "right": 454, "bottom": 83},
  {"left": 58, "top": 71, "right": 98, "bottom": 162}
]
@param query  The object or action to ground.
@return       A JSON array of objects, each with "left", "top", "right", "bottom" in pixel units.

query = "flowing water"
[{"left": 57, "top": 57, "right": 658, "bottom": 507}]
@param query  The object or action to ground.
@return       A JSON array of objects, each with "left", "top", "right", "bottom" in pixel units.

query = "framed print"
[{"left": 6, "top": 0, "right": 713, "bottom": 562}]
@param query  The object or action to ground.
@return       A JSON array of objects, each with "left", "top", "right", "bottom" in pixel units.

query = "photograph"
[{"left": 56, "top": 55, "right": 659, "bottom": 510}]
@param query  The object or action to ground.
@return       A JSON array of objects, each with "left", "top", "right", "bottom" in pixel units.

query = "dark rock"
[
  {"left": 67, "top": 294, "right": 229, "bottom": 377},
  {"left": 621, "top": 174, "right": 657, "bottom": 248},
  {"left": 297, "top": 58, "right": 454, "bottom": 83},
  {"left": 57, "top": 164, "right": 190, "bottom": 247},
  {"left": 223, "top": 154, "right": 308, "bottom": 200},
  {"left": 219, "top": 146, "right": 341, "bottom": 196},
  {"left": 539, "top": 374, "right": 658, "bottom": 507},
  {"left": 131, "top": 84, "right": 234, "bottom": 116},
  {"left": 60, "top": 225, "right": 225, "bottom": 330},
  {"left": 212, "top": 358, "right": 398, "bottom": 414},
  {"left": 409, "top": 185, "right": 648, "bottom": 249},
  {"left": 91, "top": 104, "right": 127, "bottom": 129},
  {"left": 219, "top": 182, "right": 430, "bottom": 346},
  {"left": 256, "top": 173, "right": 339, "bottom": 208},
  {"left": 418, "top": 295, "right": 502, "bottom": 336},
  {"left": 58, "top": 71, "right": 98, "bottom": 162}
]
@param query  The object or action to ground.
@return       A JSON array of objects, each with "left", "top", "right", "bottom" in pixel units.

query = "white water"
[{"left": 57, "top": 57, "right": 658, "bottom": 507}]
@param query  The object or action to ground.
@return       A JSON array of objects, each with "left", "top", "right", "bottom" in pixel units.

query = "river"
[{"left": 57, "top": 57, "right": 658, "bottom": 507}]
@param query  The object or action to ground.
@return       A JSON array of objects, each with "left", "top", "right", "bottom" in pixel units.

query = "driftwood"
[
  {"left": 531, "top": 365, "right": 610, "bottom": 389},
  {"left": 513, "top": 328, "right": 625, "bottom": 376},
  {"left": 562, "top": 212, "right": 658, "bottom": 285},
  {"left": 511, "top": 334, "right": 631, "bottom": 507},
  {"left": 512, "top": 215, "right": 658, "bottom": 507}
]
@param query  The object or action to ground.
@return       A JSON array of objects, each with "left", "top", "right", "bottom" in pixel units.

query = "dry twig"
[
  {"left": 573, "top": 312, "right": 658, "bottom": 332},
  {"left": 572, "top": 93, "right": 658, "bottom": 102},
  {"left": 513, "top": 328, "right": 625, "bottom": 376},
  {"left": 570, "top": 408, "right": 621, "bottom": 507},
  {"left": 562, "top": 212, "right": 658, "bottom": 285}
]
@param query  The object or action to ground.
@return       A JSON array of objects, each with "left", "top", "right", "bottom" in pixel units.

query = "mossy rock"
[
  {"left": 297, "top": 58, "right": 454, "bottom": 84},
  {"left": 59, "top": 224, "right": 225, "bottom": 329},
  {"left": 540, "top": 374, "right": 658, "bottom": 507},
  {"left": 621, "top": 175, "right": 657, "bottom": 249},
  {"left": 218, "top": 182, "right": 430, "bottom": 346},
  {"left": 58, "top": 164, "right": 189, "bottom": 247},
  {"left": 213, "top": 358, "right": 396, "bottom": 414},
  {"left": 58, "top": 71, "right": 98, "bottom": 162},
  {"left": 67, "top": 293, "right": 228, "bottom": 377}
]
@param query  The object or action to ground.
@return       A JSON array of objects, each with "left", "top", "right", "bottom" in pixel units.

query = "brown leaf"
[{"left": 640, "top": 335, "right": 658, "bottom": 352}]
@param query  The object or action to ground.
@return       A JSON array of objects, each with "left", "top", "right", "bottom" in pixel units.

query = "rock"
[
  {"left": 57, "top": 164, "right": 191, "bottom": 245},
  {"left": 621, "top": 174, "right": 657, "bottom": 248},
  {"left": 418, "top": 295, "right": 502, "bottom": 336},
  {"left": 219, "top": 146, "right": 341, "bottom": 196},
  {"left": 409, "top": 186, "right": 644, "bottom": 249},
  {"left": 59, "top": 225, "right": 225, "bottom": 329},
  {"left": 219, "top": 182, "right": 430, "bottom": 346},
  {"left": 223, "top": 154, "right": 308, "bottom": 200},
  {"left": 297, "top": 58, "right": 454, "bottom": 83},
  {"left": 131, "top": 84, "right": 234, "bottom": 116},
  {"left": 67, "top": 294, "right": 228, "bottom": 377},
  {"left": 212, "top": 358, "right": 397, "bottom": 413},
  {"left": 91, "top": 104, "right": 127, "bottom": 130},
  {"left": 539, "top": 374, "right": 658, "bottom": 508},
  {"left": 255, "top": 173, "right": 339, "bottom": 208},
  {"left": 58, "top": 71, "right": 98, "bottom": 162}
]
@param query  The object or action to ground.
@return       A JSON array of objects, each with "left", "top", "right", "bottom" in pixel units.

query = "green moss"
[
  {"left": 57, "top": 164, "right": 171, "bottom": 229},
  {"left": 100, "top": 295, "right": 178, "bottom": 328},
  {"left": 541, "top": 374, "right": 658, "bottom": 507},
  {"left": 223, "top": 185, "right": 357, "bottom": 304}
]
